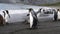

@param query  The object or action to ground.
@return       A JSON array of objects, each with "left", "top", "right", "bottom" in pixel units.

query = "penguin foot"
[{"left": 29, "top": 27, "right": 38, "bottom": 30}]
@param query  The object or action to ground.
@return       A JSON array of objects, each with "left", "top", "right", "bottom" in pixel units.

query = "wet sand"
[{"left": 0, "top": 20, "right": 60, "bottom": 34}]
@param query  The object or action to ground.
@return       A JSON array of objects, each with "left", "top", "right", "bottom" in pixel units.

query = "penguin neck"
[
  {"left": 30, "top": 12, "right": 32, "bottom": 16},
  {"left": 29, "top": 12, "right": 33, "bottom": 19}
]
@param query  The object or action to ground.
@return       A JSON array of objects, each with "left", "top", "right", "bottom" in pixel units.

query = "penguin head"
[
  {"left": 5, "top": 10, "right": 9, "bottom": 14},
  {"left": 3, "top": 11, "right": 5, "bottom": 14},
  {"left": 39, "top": 8, "right": 42, "bottom": 10},
  {"left": 57, "top": 9, "right": 59, "bottom": 11},
  {"left": 29, "top": 8, "right": 33, "bottom": 12},
  {"left": 38, "top": 8, "right": 42, "bottom": 12}
]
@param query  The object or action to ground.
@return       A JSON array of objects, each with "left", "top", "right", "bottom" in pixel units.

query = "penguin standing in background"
[
  {"left": 0, "top": 14, "right": 4, "bottom": 25},
  {"left": 37, "top": 8, "right": 42, "bottom": 17},
  {"left": 5, "top": 10, "right": 10, "bottom": 18},
  {"left": 3, "top": 10, "right": 10, "bottom": 24},
  {"left": 53, "top": 9, "right": 58, "bottom": 21},
  {"left": 27, "top": 8, "right": 38, "bottom": 29}
]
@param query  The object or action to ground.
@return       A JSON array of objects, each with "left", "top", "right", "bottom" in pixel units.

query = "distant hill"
[
  {"left": 0, "top": 0, "right": 60, "bottom": 6},
  {"left": 39, "top": 2, "right": 60, "bottom": 6}
]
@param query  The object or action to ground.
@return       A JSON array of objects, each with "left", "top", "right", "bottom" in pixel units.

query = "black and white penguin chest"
[{"left": 29, "top": 12, "right": 34, "bottom": 28}]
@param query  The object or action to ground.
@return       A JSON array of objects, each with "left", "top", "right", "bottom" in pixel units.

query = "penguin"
[
  {"left": 3, "top": 10, "right": 10, "bottom": 24},
  {"left": 0, "top": 10, "right": 10, "bottom": 25},
  {"left": 53, "top": 9, "right": 58, "bottom": 21},
  {"left": 37, "top": 8, "right": 42, "bottom": 17},
  {"left": 0, "top": 14, "right": 4, "bottom": 25},
  {"left": 5, "top": 10, "right": 10, "bottom": 18},
  {"left": 57, "top": 9, "right": 60, "bottom": 20},
  {"left": 28, "top": 8, "right": 38, "bottom": 29}
]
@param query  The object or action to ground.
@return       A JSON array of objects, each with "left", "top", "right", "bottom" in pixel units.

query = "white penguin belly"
[
  {"left": 5, "top": 14, "right": 8, "bottom": 22},
  {"left": 30, "top": 13, "right": 33, "bottom": 28}
]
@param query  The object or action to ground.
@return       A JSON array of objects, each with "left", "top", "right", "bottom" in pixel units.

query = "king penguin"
[
  {"left": 3, "top": 10, "right": 10, "bottom": 24},
  {"left": 28, "top": 8, "right": 38, "bottom": 29}
]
